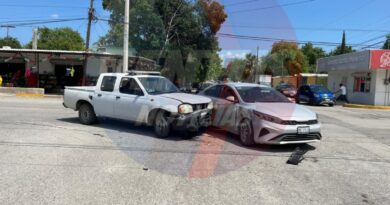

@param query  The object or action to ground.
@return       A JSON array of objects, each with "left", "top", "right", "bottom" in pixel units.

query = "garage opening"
[{"left": 0, "top": 62, "right": 26, "bottom": 87}]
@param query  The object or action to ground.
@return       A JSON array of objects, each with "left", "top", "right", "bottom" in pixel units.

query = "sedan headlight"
[
  {"left": 254, "top": 111, "right": 285, "bottom": 125},
  {"left": 207, "top": 102, "right": 213, "bottom": 109},
  {"left": 178, "top": 104, "right": 193, "bottom": 114}
]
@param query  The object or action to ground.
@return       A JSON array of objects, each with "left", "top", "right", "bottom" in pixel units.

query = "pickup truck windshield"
[{"left": 138, "top": 77, "right": 179, "bottom": 95}]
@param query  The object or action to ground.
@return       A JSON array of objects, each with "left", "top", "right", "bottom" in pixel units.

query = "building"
[
  {"left": 317, "top": 50, "right": 390, "bottom": 106},
  {"left": 0, "top": 48, "right": 157, "bottom": 93},
  {"left": 271, "top": 73, "right": 328, "bottom": 88}
]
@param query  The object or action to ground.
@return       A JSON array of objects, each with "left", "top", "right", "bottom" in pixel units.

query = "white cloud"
[{"left": 50, "top": 14, "right": 59, "bottom": 19}]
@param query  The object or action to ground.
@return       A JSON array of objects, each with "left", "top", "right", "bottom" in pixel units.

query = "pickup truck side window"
[
  {"left": 119, "top": 78, "right": 144, "bottom": 96},
  {"left": 100, "top": 76, "right": 117, "bottom": 92}
]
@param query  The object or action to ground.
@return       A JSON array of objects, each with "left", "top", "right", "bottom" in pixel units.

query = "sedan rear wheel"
[
  {"left": 239, "top": 119, "right": 255, "bottom": 146},
  {"left": 154, "top": 111, "right": 170, "bottom": 138}
]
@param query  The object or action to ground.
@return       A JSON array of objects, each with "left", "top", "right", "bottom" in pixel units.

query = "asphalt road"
[{"left": 0, "top": 96, "right": 389, "bottom": 205}]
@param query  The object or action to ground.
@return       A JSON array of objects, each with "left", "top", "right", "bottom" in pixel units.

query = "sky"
[{"left": 0, "top": 0, "right": 389, "bottom": 61}]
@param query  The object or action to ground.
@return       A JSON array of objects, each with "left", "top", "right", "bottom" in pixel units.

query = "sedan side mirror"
[{"left": 226, "top": 96, "right": 237, "bottom": 103}]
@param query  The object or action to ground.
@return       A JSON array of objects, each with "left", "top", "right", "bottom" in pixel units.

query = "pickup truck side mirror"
[{"left": 226, "top": 96, "right": 237, "bottom": 103}]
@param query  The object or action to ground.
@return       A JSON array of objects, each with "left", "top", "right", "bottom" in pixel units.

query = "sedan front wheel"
[{"left": 239, "top": 119, "right": 255, "bottom": 146}]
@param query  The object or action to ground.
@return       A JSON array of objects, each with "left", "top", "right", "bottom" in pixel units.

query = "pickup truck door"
[
  {"left": 114, "top": 77, "right": 150, "bottom": 122},
  {"left": 93, "top": 76, "right": 117, "bottom": 117}
]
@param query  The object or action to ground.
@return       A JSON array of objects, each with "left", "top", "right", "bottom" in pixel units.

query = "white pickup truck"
[{"left": 63, "top": 71, "right": 213, "bottom": 138}]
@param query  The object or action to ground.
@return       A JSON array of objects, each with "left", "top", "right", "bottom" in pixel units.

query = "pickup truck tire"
[
  {"left": 239, "top": 119, "right": 255, "bottom": 146},
  {"left": 79, "top": 103, "right": 97, "bottom": 125},
  {"left": 154, "top": 111, "right": 170, "bottom": 138}
]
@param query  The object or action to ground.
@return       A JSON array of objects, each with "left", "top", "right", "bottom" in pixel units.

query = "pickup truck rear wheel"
[
  {"left": 154, "top": 111, "right": 170, "bottom": 138},
  {"left": 79, "top": 103, "right": 97, "bottom": 125}
]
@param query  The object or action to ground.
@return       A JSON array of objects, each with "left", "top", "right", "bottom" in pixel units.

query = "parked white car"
[
  {"left": 63, "top": 71, "right": 213, "bottom": 138},
  {"left": 199, "top": 83, "right": 322, "bottom": 146}
]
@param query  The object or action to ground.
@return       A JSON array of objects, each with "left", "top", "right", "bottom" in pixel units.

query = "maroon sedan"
[{"left": 275, "top": 84, "right": 297, "bottom": 103}]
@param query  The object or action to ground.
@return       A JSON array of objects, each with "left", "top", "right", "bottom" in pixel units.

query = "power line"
[
  {"left": 0, "top": 4, "right": 88, "bottom": 9},
  {"left": 224, "top": 24, "right": 390, "bottom": 33},
  {"left": 217, "top": 33, "right": 378, "bottom": 48},
  {"left": 0, "top": 18, "right": 88, "bottom": 27},
  {"left": 224, "top": 0, "right": 262, "bottom": 7},
  {"left": 229, "top": 0, "right": 317, "bottom": 14}
]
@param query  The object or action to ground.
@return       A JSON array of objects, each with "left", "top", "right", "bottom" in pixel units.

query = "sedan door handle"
[
  {"left": 97, "top": 94, "right": 102, "bottom": 97},
  {"left": 116, "top": 96, "right": 121, "bottom": 100}
]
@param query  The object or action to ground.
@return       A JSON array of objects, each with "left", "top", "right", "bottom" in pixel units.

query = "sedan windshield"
[
  {"left": 236, "top": 86, "right": 291, "bottom": 103},
  {"left": 138, "top": 77, "right": 179, "bottom": 95}
]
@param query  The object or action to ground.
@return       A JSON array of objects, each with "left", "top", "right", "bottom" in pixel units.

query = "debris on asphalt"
[
  {"left": 143, "top": 167, "right": 149, "bottom": 171},
  {"left": 287, "top": 147, "right": 306, "bottom": 165}
]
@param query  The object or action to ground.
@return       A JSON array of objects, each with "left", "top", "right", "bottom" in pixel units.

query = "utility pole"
[
  {"left": 82, "top": 0, "right": 95, "bottom": 85},
  {"left": 1, "top": 25, "right": 15, "bottom": 38},
  {"left": 32, "top": 28, "right": 38, "bottom": 49},
  {"left": 85, "top": 0, "right": 95, "bottom": 50},
  {"left": 254, "top": 46, "right": 259, "bottom": 83},
  {"left": 123, "top": 0, "right": 130, "bottom": 72}
]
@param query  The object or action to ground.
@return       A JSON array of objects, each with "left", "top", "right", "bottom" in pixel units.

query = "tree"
[
  {"left": 383, "top": 35, "right": 390, "bottom": 49},
  {"left": 26, "top": 27, "right": 85, "bottom": 50},
  {"left": 99, "top": 0, "right": 227, "bottom": 83},
  {"left": 330, "top": 31, "right": 354, "bottom": 56},
  {"left": 301, "top": 42, "right": 326, "bottom": 73},
  {"left": 0, "top": 37, "right": 22, "bottom": 48},
  {"left": 262, "top": 41, "right": 308, "bottom": 76}
]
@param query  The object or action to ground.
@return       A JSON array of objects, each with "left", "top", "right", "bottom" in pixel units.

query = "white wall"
[
  {"left": 327, "top": 70, "right": 376, "bottom": 105},
  {"left": 373, "top": 69, "right": 390, "bottom": 106}
]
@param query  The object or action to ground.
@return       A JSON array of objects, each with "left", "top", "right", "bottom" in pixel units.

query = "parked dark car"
[
  {"left": 275, "top": 84, "right": 297, "bottom": 103},
  {"left": 297, "top": 85, "right": 335, "bottom": 106}
]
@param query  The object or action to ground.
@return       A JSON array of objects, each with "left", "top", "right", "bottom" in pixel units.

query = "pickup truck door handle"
[
  {"left": 116, "top": 96, "right": 121, "bottom": 100},
  {"left": 97, "top": 94, "right": 102, "bottom": 97}
]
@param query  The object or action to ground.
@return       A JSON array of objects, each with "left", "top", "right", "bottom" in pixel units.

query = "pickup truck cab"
[{"left": 63, "top": 71, "right": 213, "bottom": 138}]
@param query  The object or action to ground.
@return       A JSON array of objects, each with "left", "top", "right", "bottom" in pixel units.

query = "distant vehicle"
[
  {"left": 63, "top": 71, "right": 213, "bottom": 138},
  {"left": 297, "top": 85, "right": 335, "bottom": 106},
  {"left": 199, "top": 83, "right": 321, "bottom": 146},
  {"left": 275, "top": 84, "right": 297, "bottom": 103}
]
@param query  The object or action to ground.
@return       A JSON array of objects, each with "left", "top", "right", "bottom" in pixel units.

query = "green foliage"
[
  {"left": 100, "top": 0, "right": 227, "bottom": 83},
  {"left": 330, "top": 31, "right": 355, "bottom": 56},
  {"left": 262, "top": 41, "right": 308, "bottom": 76},
  {"left": 26, "top": 27, "right": 85, "bottom": 50},
  {"left": 225, "top": 58, "right": 247, "bottom": 82},
  {"left": 301, "top": 42, "right": 326, "bottom": 73},
  {"left": 383, "top": 35, "right": 390, "bottom": 49},
  {"left": 0, "top": 37, "right": 22, "bottom": 48}
]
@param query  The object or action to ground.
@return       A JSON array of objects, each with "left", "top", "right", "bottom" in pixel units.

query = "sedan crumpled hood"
[
  {"left": 159, "top": 93, "right": 211, "bottom": 104},
  {"left": 252, "top": 103, "right": 317, "bottom": 121}
]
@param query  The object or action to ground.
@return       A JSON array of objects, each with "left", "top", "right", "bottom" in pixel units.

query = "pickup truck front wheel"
[
  {"left": 79, "top": 103, "right": 97, "bottom": 125},
  {"left": 154, "top": 111, "right": 170, "bottom": 138}
]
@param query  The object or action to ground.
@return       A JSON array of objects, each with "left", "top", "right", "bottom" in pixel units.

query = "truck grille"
[{"left": 192, "top": 103, "right": 208, "bottom": 111}]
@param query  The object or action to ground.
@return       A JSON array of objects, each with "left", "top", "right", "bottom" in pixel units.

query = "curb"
[
  {"left": 343, "top": 103, "right": 390, "bottom": 110},
  {"left": 2, "top": 93, "right": 64, "bottom": 99}
]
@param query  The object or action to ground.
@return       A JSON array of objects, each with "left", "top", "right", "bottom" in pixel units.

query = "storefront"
[
  {"left": 0, "top": 48, "right": 157, "bottom": 93},
  {"left": 317, "top": 50, "right": 390, "bottom": 106}
]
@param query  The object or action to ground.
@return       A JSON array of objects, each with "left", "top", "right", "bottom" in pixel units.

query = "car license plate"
[
  {"left": 200, "top": 111, "right": 207, "bottom": 117},
  {"left": 297, "top": 126, "right": 310, "bottom": 135}
]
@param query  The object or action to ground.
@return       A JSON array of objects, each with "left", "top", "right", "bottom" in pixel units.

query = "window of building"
[
  {"left": 354, "top": 77, "right": 371, "bottom": 93},
  {"left": 100, "top": 76, "right": 117, "bottom": 92}
]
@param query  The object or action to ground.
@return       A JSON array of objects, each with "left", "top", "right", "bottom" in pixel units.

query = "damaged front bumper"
[{"left": 169, "top": 109, "right": 212, "bottom": 132}]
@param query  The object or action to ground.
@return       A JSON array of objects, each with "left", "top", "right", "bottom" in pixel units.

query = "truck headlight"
[
  {"left": 207, "top": 102, "right": 213, "bottom": 109},
  {"left": 178, "top": 104, "right": 193, "bottom": 114}
]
